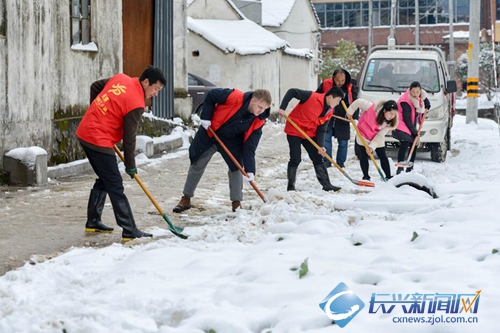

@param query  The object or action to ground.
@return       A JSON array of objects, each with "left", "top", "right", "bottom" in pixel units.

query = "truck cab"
[{"left": 357, "top": 45, "right": 457, "bottom": 162}]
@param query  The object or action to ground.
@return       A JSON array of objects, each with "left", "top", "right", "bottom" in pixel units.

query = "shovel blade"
[
  {"left": 395, "top": 161, "right": 414, "bottom": 168},
  {"left": 358, "top": 180, "right": 375, "bottom": 187}
]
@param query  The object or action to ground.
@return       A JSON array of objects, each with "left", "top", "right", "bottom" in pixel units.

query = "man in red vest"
[
  {"left": 316, "top": 69, "right": 358, "bottom": 168},
  {"left": 278, "top": 86, "right": 344, "bottom": 192},
  {"left": 76, "top": 66, "right": 166, "bottom": 241},
  {"left": 173, "top": 88, "right": 272, "bottom": 213}
]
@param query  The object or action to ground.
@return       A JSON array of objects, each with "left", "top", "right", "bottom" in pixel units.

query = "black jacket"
[
  {"left": 392, "top": 97, "right": 431, "bottom": 143},
  {"left": 189, "top": 88, "right": 270, "bottom": 173},
  {"left": 316, "top": 69, "right": 358, "bottom": 140}
]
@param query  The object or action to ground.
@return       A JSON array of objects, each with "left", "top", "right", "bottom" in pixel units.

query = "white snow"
[
  {"left": 261, "top": 0, "right": 296, "bottom": 27},
  {"left": 187, "top": 17, "right": 289, "bottom": 55},
  {"left": 1, "top": 114, "right": 500, "bottom": 332},
  {"left": 70, "top": 41, "right": 98, "bottom": 52},
  {"left": 4, "top": 147, "right": 47, "bottom": 170}
]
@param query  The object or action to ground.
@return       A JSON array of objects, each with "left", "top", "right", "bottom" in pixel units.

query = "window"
[
  {"left": 313, "top": 0, "right": 470, "bottom": 29},
  {"left": 498, "top": 0, "right": 500, "bottom": 23},
  {"left": 362, "top": 58, "right": 440, "bottom": 93},
  {"left": 70, "top": 0, "right": 91, "bottom": 45}
]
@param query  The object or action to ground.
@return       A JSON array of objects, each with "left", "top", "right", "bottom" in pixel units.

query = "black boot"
[
  {"left": 406, "top": 166, "right": 413, "bottom": 173},
  {"left": 112, "top": 198, "right": 152, "bottom": 241},
  {"left": 85, "top": 189, "right": 114, "bottom": 233},
  {"left": 314, "top": 164, "right": 341, "bottom": 192},
  {"left": 287, "top": 165, "right": 298, "bottom": 191},
  {"left": 396, "top": 167, "right": 404, "bottom": 175}
]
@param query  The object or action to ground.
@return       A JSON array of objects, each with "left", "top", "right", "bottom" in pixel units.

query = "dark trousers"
[
  {"left": 287, "top": 135, "right": 324, "bottom": 167},
  {"left": 398, "top": 140, "right": 417, "bottom": 163},
  {"left": 82, "top": 145, "right": 127, "bottom": 204},
  {"left": 356, "top": 142, "right": 391, "bottom": 178}
]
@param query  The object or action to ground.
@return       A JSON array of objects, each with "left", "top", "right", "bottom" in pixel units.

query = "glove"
[
  {"left": 200, "top": 119, "right": 211, "bottom": 130},
  {"left": 125, "top": 167, "right": 137, "bottom": 179},
  {"left": 243, "top": 172, "right": 254, "bottom": 182}
]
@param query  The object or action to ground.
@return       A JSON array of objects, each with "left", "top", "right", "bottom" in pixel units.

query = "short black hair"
[
  {"left": 140, "top": 65, "right": 166, "bottom": 86},
  {"left": 325, "top": 86, "right": 344, "bottom": 99},
  {"left": 410, "top": 81, "right": 421, "bottom": 90}
]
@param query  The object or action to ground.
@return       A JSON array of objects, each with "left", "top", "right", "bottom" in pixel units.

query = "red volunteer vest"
[
  {"left": 76, "top": 74, "right": 145, "bottom": 147},
  {"left": 321, "top": 78, "right": 354, "bottom": 104},
  {"left": 209, "top": 89, "right": 266, "bottom": 142},
  {"left": 285, "top": 92, "right": 332, "bottom": 138}
]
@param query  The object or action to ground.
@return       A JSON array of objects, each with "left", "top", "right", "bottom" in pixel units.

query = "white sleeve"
[{"left": 346, "top": 99, "right": 373, "bottom": 116}]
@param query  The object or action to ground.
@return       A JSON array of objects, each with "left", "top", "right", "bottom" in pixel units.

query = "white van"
[{"left": 357, "top": 45, "right": 457, "bottom": 162}]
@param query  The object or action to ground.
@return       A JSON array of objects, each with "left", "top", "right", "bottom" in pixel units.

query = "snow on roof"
[
  {"left": 261, "top": 0, "right": 296, "bottom": 27},
  {"left": 188, "top": 17, "right": 289, "bottom": 55},
  {"left": 284, "top": 47, "right": 314, "bottom": 59}
]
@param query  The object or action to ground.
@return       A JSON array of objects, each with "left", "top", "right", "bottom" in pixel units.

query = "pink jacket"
[{"left": 346, "top": 99, "right": 399, "bottom": 150}]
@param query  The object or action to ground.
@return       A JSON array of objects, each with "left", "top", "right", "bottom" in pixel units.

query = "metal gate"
[{"left": 152, "top": 0, "right": 174, "bottom": 119}]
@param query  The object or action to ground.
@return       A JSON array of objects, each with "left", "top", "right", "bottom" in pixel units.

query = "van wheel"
[{"left": 430, "top": 133, "right": 448, "bottom": 163}]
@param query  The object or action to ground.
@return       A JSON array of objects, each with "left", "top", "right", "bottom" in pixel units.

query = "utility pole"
[
  {"left": 415, "top": 0, "right": 420, "bottom": 46},
  {"left": 449, "top": 0, "right": 455, "bottom": 78},
  {"left": 368, "top": 0, "right": 373, "bottom": 51},
  {"left": 466, "top": 0, "right": 480, "bottom": 124},
  {"left": 388, "top": 0, "right": 397, "bottom": 45}
]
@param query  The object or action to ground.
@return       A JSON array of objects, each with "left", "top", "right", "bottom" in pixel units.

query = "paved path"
[{"left": 0, "top": 125, "right": 290, "bottom": 276}]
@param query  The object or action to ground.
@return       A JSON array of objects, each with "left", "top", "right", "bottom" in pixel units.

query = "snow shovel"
[
  {"left": 395, "top": 108, "right": 429, "bottom": 168},
  {"left": 113, "top": 145, "right": 188, "bottom": 239},
  {"left": 283, "top": 114, "right": 374, "bottom": 188},
  {"left": 207, "top": 127, "right": 268, "bottom": 203},
  {"left": 341, "top": 101, "right": 388, "bottom": 182}
]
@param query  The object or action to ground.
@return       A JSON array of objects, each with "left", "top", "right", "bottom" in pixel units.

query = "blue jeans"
[{"left": 323, "top": 128, "right": 348, "bottom": 167}]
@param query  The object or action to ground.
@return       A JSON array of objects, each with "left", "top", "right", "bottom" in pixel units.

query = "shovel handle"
[
  {"left": 404, "top": 108, "right": 429, "bottom": 165},
  {"left": 207, "top": 127, "right": 267, "bottom": 203},
  {"left": 113, "top": 145, "right": 165, "bottom": 215},
  {"left": 341, "top": 101, "right": 387, "bottom": 181}
]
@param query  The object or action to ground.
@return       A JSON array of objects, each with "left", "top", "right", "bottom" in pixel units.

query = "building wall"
[
  {"left": 0, "top": 0, "right": 122, "bottom": 167},
  {"left": 233, "top": 0, "right": 262, "bottom": 24},
  {"left": 174, "top": 0, "right": 191, "bottom": 121},
  {"left": 259, "top": 0, "right": 321, "bottom": 96},
  {"left": 280, "top": 54, "right": 314, "bottom": 110},
  {"left": 187, "top": 32, "right": 281, "bottom": 110},
  {"left": 188, "top": 0, "right": 242, "bottom": 20}
]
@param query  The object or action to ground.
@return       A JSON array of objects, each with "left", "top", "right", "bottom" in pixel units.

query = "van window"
[{"left": 362, "top": 59, "right": 440, "bottom": 93}]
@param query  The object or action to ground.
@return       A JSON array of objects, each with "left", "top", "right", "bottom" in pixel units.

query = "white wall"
[
  {"left": 174, "top": 0, "right": 192, "bottom": 121},
  {"left": 188, "top": 0, "right": 242, "bottom": 20},
  {"left": 280, "top": 54, "right": 315, "bottom": 110},
  {"left": 265, "top": 0, "right": 320, "bottom": 91},
  {"left": 187, "top": 32, "right": 281, "bottom": 111},
  {"left": 0, "top": 0, "right": 121, "bottom": 167}
]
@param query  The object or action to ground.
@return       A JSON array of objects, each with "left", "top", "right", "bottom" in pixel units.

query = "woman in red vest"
[
  {"left": 76, "top": 66, "right": 166, "bottom": 241},
  {"left": 345, "top": 99, "right": 399, "bottom": 181},
  {"left": 278, "top": 87, "right": 344, "bottom": 192},
  {"left": 173, "top": 88, "right": 272, "bottom": 213},
  {"left": 392, "top": 81, "right": 430, "bottom": 174}
]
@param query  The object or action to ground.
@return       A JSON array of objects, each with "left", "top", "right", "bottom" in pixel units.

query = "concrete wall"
[
  {"left": 187, "top": 32, "right": 281, "bottom": 111},
  {"left": 1, "top": 0, "right": 190, "bottom": 169},
  {"left": 281, "top": 54, "right": 313, "bottom": 109},
  {"left": 188, "top": 0, "right": 241, "bottom": 20},
  {"left": 0, "top": 0, "right": 121, "bottom": 167},
  {"left": 233, "top": 0, "right": 261, "bottom": 24},
  {"left": 174, "top": 0, "right": 192, "bottom": 121},
  {"left": 263, "top": 0, "right": 320, "bottom": 91}
]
